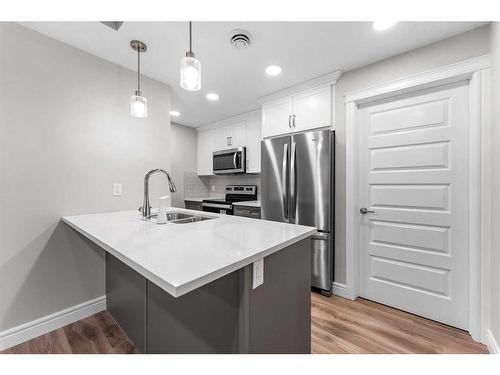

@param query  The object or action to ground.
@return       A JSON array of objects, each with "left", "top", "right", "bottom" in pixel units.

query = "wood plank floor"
[
  {"left": 311, "top": 294, "right": 488, "bottom": 354},
  {"left": 1, "top": 294, "right": 488, "bottom": 354},
  {"left": 1, "top": 311, "right": 138, "bottom": 354}
]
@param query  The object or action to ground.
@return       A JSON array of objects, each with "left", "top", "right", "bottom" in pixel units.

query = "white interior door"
[{"left": 357, "top": 82, "right": 469, "bottom": 329}]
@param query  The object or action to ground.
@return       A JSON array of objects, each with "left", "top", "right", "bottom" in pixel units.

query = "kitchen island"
[{"left": 62, "top": 208, "right": 316, "bottom": 354}]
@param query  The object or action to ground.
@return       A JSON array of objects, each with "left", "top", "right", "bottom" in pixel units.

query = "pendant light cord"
[
  {"left": 189, "top": 21, "right": 192, "bottom": 53},
  {"left": 137, "top": 47, "right": 141, "bottom": 93}
]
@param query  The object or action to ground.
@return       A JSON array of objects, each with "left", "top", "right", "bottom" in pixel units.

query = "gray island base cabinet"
[{"left": 106, "top": 238, "right": 311, "bottom": 354}]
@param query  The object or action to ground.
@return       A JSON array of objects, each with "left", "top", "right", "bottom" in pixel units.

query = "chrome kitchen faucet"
[{"left": 140, "top": 169, "right": 176, "bottom": 219}]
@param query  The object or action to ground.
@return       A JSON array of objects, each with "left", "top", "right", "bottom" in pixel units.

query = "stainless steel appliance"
[
  {"left": 202, "top": 185, "right": 257, "bottom": 215},
  {"left": 213, "top": 147, "right": 246, "bottom": 175},
  {"left": 261, "top": 129, "right": 334, "bottom": 295}
]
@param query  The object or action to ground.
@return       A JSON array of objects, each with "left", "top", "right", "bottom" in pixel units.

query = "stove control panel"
[{"left": 225, "top": 185, "right": 257, "bottom": 195}]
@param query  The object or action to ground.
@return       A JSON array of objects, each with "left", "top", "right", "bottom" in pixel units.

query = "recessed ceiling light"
[
  {"left": 373, "top": 21, "right": 397, "bottom": 31},
  {"left": 206, "top": 93, "right": 220, "bottom": 101},
  {"left": 170, "top": 110, "right": 181, "bottom": 117},
  {"left": 265, "top": 65, "right": 282, "bottom": 76}
]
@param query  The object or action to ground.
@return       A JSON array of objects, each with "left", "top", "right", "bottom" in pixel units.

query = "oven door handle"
[{"left": 202, "top": 202, "right": 232, "bottom": 210}]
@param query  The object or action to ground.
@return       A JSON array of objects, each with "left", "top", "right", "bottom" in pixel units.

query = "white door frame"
[{"left": 344, "top": 54, "right": 491, "bottom": 343}]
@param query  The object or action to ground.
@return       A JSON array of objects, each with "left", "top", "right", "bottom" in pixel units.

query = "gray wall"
[
  {"left": 0, "top": 23, "right": 172, "bottom": 333},
  {"left": 489, "top": 22, "right": 500, "bottom": 349},
  {"left": 334, "top": 25, "right": 491, "bottom": 283},
  {"left": 170, "top": 123, "right": 197, "bottom": 207}
]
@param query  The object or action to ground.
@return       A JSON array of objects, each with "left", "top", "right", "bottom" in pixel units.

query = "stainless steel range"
[{"left": 202, "top": 185, "right": 257, "bottom": 215}]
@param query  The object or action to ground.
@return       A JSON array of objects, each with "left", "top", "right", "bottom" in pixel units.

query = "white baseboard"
[
  {"left": 486, "top": 329, "right": 499, "bottom": 354},
  {"left": 0, "top": 295, "right": 106, "bottom": 352},
  {"left": 332, "top": 282, "right": 351, "bottom": 299}
]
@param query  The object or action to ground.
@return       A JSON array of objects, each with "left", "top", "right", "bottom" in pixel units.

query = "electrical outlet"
[
  {"left": 211, "top": 185, "right": 215, "bottom": 192},
  {"left": 113, "top": 183, "right": 122, "bottom": 196},
  {"left": 252, "top": 258, "right": 264, "bottom": 289}
]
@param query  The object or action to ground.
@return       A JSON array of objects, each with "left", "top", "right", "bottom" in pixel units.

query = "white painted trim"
[
  {"left": 257, "top": 70, "right": 343, "bottom": 105},
  {"left": 345, "top": 101, "right": 358, "bottom": 301},
  {"left": 197, "top": 108, "right": 261, "bottom": 132},
  {"left": 468, "top": 70, "right": 484, "bottom": 342},
  {"left": 480, "top": 68, "right": 492, "bottom": 345},
  {"left": 487, "top": 329, "right": 499, "bottom": 354},
  {"left": 332, "top": 282, "right": 353, "bottom": 299},
  {"left": 344, "top": 54, "right": 491, "bottom": 343},
  {"left": 0, "top": 295, "right": 106, "bottom": 351},
  {"left": 345, "top": 54, "right": 491, "bottom": 104}
]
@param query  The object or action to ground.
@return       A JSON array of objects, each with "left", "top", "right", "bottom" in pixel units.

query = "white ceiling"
[{"left": 20, "top": 21, "right": 486, "bottom": 127}]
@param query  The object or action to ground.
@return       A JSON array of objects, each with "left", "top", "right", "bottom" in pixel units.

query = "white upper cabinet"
[
  {"left": 244, "top": 112, "right": 262, "bottom": 173},
  {"left": 261, "top": 97, "right": 293, "bottom": 138},
  {"left": 196, "top": 110, "right": 261, "bottom": 176},
  {"left": 197, "top": 129, "right": 214, "bottom": 176},
  {"left": 228, "top": 121, "right": 246, "bottom": 148},
  {"left": 259, "top": 71, "right": 341, "bottom": 138},
  {"left": 292, "top": 85, "right": 331, "bottom": 132},
  {"left": 215, "top": 121, "right": 247, "bottom": 150},
  {"left": 214, "top": 126, "right": 229, "bottom": 150}
]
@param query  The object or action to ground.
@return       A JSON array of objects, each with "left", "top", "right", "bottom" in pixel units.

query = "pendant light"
[
  {"left": 130, "top": 40, "right": 148, "bottom": 118},
  {"left": 180, "top": 21, "right": 201, "bottom": 91}
]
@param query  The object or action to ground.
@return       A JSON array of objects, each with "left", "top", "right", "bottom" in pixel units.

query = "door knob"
[{"left": 360, "top": 207, "right": 375, "bottom": 215}]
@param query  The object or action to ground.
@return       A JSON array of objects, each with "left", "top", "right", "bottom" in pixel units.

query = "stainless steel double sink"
[{"left": 151, "top": 212, "right": 214, "bottom": 224}]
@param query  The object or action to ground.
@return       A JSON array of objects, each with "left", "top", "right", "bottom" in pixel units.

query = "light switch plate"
[
  {"left": 252, "top": 258, "right": 264, "bottom": 289},
  {"left": 113, "top": 183, "right": 122, "bottom": 196}
]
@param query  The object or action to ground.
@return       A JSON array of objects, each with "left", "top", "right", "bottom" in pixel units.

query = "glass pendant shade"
[
  {"left": 131, "top": 92, "right": 147, "bottom": 118},
  {"left": 180, "top": 55, "right": 201, "bottom": 91}
]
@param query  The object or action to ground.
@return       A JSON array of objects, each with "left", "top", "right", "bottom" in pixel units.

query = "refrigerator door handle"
[
  {"left": 282, "top": 143, "right": 289, "bottom": 220},
  {"left": 290, "top": 141, "right": 297, "bottom": 222}
]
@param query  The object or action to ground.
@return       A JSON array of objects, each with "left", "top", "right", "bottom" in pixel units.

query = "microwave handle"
[{"left": 233, "top": 152, "right": 238, "bottom": 169}]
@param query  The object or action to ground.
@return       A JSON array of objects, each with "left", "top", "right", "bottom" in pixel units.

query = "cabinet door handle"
[
  {"left": 292, "top": 114, "right": 296, "bottom": 128},
  {"left": 288, "top": 115, "right": 292, "bottom": 129}
]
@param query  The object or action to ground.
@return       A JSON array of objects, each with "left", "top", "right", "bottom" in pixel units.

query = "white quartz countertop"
[
  {"left": 62, "top": 208, "right": 315, "bottom": 298},
  {"left": 233, "top": 200, "right": 261, "bottom": 208}
]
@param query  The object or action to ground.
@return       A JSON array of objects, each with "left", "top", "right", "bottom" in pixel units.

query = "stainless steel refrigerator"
[{"left": 261, "top": 129, "right": 334, "bottom": 296}]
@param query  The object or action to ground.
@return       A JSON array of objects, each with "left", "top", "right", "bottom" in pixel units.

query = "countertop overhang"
[{"left": 62, "top": 208, "right": 316, "bottom": 298}]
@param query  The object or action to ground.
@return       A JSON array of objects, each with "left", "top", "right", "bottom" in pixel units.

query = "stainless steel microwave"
[{"left": 213, "top": 147, "right": 246, "bottom": 175}]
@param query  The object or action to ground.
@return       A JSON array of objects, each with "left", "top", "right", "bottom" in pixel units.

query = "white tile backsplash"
[
  {"left": 184, "top": 173, "right": 261, "bottom": 200},
  {"left": 183, "top": 172, "right": 209, "bottom": 198}
]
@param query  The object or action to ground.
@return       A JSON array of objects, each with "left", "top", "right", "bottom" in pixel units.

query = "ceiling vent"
[
  {"left": 100, "top": 21, "right": 124, "bottom": 31},
  {"left": 229, "top": 29, "right": 252, "bottom": 50}
]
